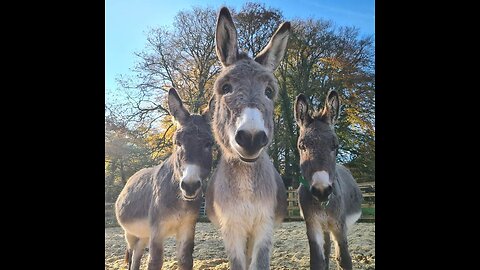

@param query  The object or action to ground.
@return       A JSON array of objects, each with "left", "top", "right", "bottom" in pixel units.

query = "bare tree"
[
  {"left": 116, "top": 6, "right": 219, "bottom": 134},
  {"left": 107, "top": 3, "right": 376, "bottom": 190},
  {"left": 234, "top": 2, "right": 283, "bottom": 56}
]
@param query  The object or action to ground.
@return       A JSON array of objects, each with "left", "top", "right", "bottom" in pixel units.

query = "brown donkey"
[
  {"left": 205, "top": 7, "right": 290, "bottom": 270},
  {"left": 294, "top": 91, "right": 363, "bottom": 270},
  {"left": 115, "top": 88, "right": 214, "bottom": 270}
]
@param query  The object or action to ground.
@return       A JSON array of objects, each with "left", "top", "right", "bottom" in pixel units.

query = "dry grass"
[{"left": 105, "top": 221, "right": 374, "bottom": 269}]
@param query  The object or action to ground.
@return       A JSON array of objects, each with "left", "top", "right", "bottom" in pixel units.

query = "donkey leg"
[
  {"left": 323, "top": 232, "right": 331, "bottom": 270},
  {"left": 246, "top": 236, "right": 254, "bottom": 268},
  {"left": 331, "top": 224, "right": 353, "bottom": 270},
  {"left": 221, "top": 225, "right": 247, "bottom": 270},
  {"left": 124, "top": 233, "right": 137, "bottom": 270},
  {"left": 305, "top": 219, "right": 328, "bottom": 270},
  {"left": 147, "top": 235, "right": 164, "bottom": 270},
  {"left": 130, "top": 238, "right": 148, "bottom": 270},
  {"left": 248, "top": 221, "right": 274, "bottom": 270},
  {"left": 125, "top": 249, "right": 132, "bottom": 270},
  {"left": 176, "top": 223, "right": 196, "bottom": 270}
]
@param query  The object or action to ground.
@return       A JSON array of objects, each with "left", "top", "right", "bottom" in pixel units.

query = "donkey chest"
[
  {"left": 214, "top": 198, "right": 274, "bottom": 230},
  {"left": 211, "top": 168, "right": 277, "bottom": 227},
  {"left": 215, "top": 178, "right": 276, "bottom": 207},
  {"left": 314, "top": 210, "right": 334, "bottom": 227},
  {"left": 150, "top": 196, "right": 200, "bottom": 233},
  {"left": 157, "top": 212, "right": 196, "bottom": 237}
]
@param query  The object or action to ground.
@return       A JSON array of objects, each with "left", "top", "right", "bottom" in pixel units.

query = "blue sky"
[{"left": 105, "top": 0, "right": 375, "bottom": 93}]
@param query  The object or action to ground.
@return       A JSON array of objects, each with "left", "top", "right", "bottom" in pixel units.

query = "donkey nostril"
[
  {"left": 251, "top": 131, "right": 267, "bottom": 150},
  {"left": 181, "top": 181, "right": 201, "bottom": 195},
  {"left": 310, "top": 186, "right": 322, "bottom": 198},
  {"left": 235, "top": 130, "right": 252, "bottom": 148},
  {"left": 324, "top": 185, "right": 332, "bottom": 195},
  {"left": 310, "top": 185, "right": 332, "bottom": 202},
  {"left": 256, "top": 131, "right": 268, "bottom": 147},
  {"left": 192, "top": 181, "right": 201, "bottom": 191}
]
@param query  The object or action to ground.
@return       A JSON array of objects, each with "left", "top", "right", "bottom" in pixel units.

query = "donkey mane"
[
  {"left": 173, "top": 115, "right": 212, "bottom": 142},
  {"left": 312, "top": 110, "right": 331, "bottom": 122}
]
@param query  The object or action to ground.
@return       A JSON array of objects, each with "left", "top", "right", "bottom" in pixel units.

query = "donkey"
[
  {"left": 115, "top": 88, "right": 214, "bottom": 270},
  {"left": 294, "top": 91, "right": 363, "bottom": 270},
  {"left": 205, "top": 7, "right": 290, "bottom": 270}
]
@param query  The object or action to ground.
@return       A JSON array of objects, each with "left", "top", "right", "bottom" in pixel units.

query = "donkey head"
[
  {"left": 212, "top": 7, "right": 290, "bottom": 163},
  {"left": 295, "top": 90, "right": 340, "bottom": 202},
  {"left": 168, "top": 88, "right": 214, "bottom": 201}
]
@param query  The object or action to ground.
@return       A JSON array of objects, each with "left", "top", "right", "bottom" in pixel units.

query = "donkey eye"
[
  {"left": 298, "top": 140, "right": 306, "bottom": 151},
  {"left": 222, "top": 83, "right": 232, "bottom": 94},
  {"left": 265, "top": 86, "right": 274, "bottom": 99}
]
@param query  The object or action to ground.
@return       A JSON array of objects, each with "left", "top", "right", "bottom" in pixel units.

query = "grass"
[
  {"left": 361, "top": 207, "right": 375, "bottom": 217},
  {"left": 290, "top": 209, "right": 301, "bottom": 216}
]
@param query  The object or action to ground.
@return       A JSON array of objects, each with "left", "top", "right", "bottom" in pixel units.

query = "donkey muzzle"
[
  {"left": 180, "top": 180, "right": 201, "bottom": 200},
  {"left": 310, "top": 185, "right": 332, "bottom": 202},
  {"left": 235, "top": 130, "right": 268, "bottom": 158}
]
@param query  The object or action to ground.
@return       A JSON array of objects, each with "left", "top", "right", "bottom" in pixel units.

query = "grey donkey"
[
  {"left": 294, "top": 91, "right": 363, "bottom": 270},
  {"left": 115, "top": 88, "right": 214, "bottom": 270},
  {"left": 205, "top": 7, "right": 290, "bottom": 270}
]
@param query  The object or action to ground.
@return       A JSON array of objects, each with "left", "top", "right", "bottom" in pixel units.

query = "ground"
[{"left": 105, "top": 221, "right": 374, "bottom": 269}]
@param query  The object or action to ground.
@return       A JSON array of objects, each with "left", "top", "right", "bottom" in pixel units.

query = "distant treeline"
[{"left": 105, "top": 2, "right": 374, "bottom": 202}]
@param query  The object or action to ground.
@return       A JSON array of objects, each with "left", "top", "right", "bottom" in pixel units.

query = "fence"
[
  {"left": 108, "top": 181, "right": 375, "bottom": 225},
  {"left": 285, "top": 182, "right": 375, "bottom": 222}
]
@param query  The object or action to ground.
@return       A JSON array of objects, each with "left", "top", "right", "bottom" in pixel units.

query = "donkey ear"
[
  {"left": 168, "top": 88, "right": 190, "bottom": 125},
  {"left": 254, "top": 21, "right": 291, "bottom": 71},
  {"left": 294, "top": 94, "right": 312, "bottom": 127},
  {"left": 216, "top": 7, "right": 238, "bottom": 67},
  {"left": 323, "top": 90, "right": 340, "bottom": 125},
  {"left": 202, "top": 95, "right": 215, "bottom": 122}
]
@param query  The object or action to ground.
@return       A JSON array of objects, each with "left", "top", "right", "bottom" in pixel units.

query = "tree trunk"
[
  {"left": 120, "top": 158, "right": 127, "bottom": 185},
  {"left": 278, "top": 64, "right": 299, "bottom": 188},
  {"left": 106, "top": 159, "right": 117, "bottom": 186}
]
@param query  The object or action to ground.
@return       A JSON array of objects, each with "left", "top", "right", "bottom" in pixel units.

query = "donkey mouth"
[
  {"left": 234, "top": 146, "right": 262, "bottom": 162},
  {"left": 239, "top": 156, "right": 260, "bottom": 163},
  {"left": 182, "top": 194, "right": 199, "bottom": 201},
  {"left": 182, "top": 190, "right": 201, "bottom": 201},
  {"left": 311, "top": 190, "right": 333, "bottom": 203}
]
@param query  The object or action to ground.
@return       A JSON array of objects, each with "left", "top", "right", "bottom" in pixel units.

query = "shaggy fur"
[
  {"left": 115, "top": 88, "right": 214, "bottom": 270},
  {"left": 205, "top": 7, "right": 291, "bottom": 270},
  {"left": 295, "top": 91, "right": 363, "bottom": 270}
]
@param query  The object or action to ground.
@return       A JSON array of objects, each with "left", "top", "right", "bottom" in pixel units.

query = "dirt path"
[{"left": 105, "top": 222, "right": 374, "bottom": 269}]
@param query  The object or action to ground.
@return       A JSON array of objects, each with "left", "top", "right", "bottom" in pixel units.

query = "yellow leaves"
[
  {"left": 320, "top": 57, "right": 342, "bottom": 69},
  {"left": 344, "top": 107, "right": 373, "bottom": 134},
  {"left": 144, "top": 117, "right": 176, "bottom": 160}
]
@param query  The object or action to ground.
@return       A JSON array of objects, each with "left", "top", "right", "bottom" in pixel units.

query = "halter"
[{"left": 298, "top": 175, "right": 309, "bottom": 186}]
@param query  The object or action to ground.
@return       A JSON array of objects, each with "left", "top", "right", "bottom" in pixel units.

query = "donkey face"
[
  {"left": 212, "top": 7, "right": 290, "bottom": 162},
  {"left": 295, "top": 91, "right": 340, "bottom": 202},
  {"left": 168, "top": 88, "right": 214, "bottom": 200}
]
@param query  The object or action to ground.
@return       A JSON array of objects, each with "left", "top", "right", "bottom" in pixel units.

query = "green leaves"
[{"left": 273, "top": 17, "right": 375, "bottom": 185}]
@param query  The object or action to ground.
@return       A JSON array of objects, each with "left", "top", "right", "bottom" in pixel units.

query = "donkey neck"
[
  {"left": 160, "top": 153, "right": 181, "bottom": 183},
  {"left": 222, "top": 151, "right": 269, "bottom": 171},
  {"left": 332, "top": 165, "right": 346, "bottom": 196},
  {"left": 217, "top": 151, "right": 274, "bottom": 194}
]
